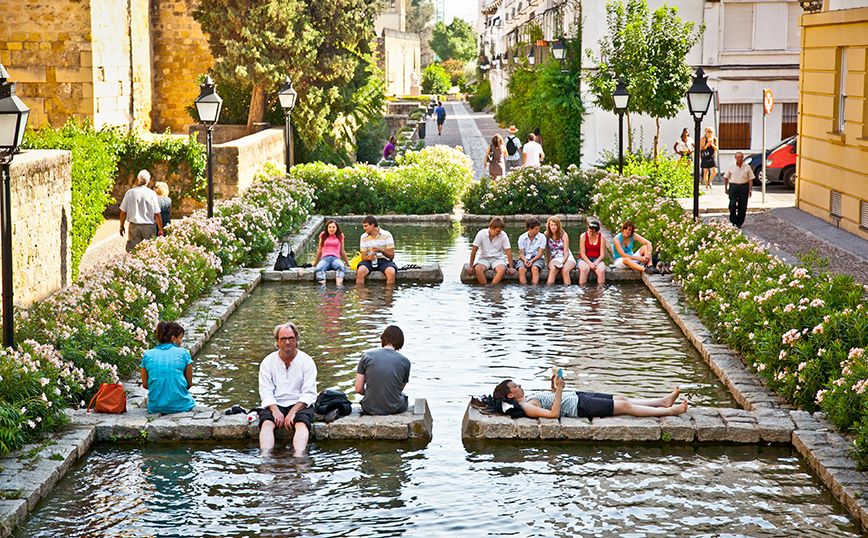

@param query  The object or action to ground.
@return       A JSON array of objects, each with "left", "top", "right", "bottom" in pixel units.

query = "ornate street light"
[
  {"left": 278, "top": 76, "right": 298, "bottom": 174},
  {"left": 686, "top": 67, "right": 714, "bottom": 220},
  {"left": 193, "top": 76, "right": 223, "bottom": 218},
  {"left": 0, "top": 64, "right": 30, "bottom": 348},
  {"left": 612, "top": 77, "right": 630, "bottom": 176},
  {"left": 551, "top": 40, "right": 566, "bottom": 61}
]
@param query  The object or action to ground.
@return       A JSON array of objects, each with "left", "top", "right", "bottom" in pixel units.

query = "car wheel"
[
  {"left": 781, "top": 166, "right": 796, "bottom": 189},
  {"left": 752, "top": 167, "right": 767, "bottom": 186}
]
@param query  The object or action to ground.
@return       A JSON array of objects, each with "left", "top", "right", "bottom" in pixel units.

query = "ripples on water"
[{"left": 15, "top": 223, "right": 867, "bottom": 537}]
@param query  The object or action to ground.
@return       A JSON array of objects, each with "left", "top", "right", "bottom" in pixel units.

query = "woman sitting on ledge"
[
  {"left": 492, "top": 376, "right": 687, "bottom": 419},
  {"left": 141, "top": 321, "right": 196, "bottom": 414}
]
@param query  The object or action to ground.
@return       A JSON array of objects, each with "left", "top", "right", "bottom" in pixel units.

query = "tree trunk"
[
  {"left": 246, "top": 85, "right": 267, "bottom": 134},
  {"left": 653, "top": 117, "right": 660, "bottom": 160}
]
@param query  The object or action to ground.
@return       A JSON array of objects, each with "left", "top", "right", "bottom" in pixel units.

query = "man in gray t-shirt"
[{"left": 355, "top": 325, "right": 411, "bottom": 415}]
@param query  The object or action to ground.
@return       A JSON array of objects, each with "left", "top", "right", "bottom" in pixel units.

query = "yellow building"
[{"left": 797, "top": 3, "right": 868, "bottom": 239}]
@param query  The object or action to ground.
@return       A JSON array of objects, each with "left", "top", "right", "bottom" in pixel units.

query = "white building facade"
[{"left": 479, "top": 0, "right": 802, "bottom": 170}]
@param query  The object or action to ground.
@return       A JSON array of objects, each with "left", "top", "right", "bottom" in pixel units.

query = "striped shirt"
[
  {"left": 360, "top": 228, "right": 394, "bottom": 260},
  {"left": 524, "top": 391, "right": 579, "bottom": 418}
]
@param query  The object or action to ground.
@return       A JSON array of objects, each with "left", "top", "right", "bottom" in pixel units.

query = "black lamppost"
[
  {"left": 193, "top": 76, "right": 222, "bottom": 218},
  {"left": 686, "top": 67, "right": 713, "bottom": 220},
  {"left": 277, "top": 77, "right": 298, "bottom": 174},
  {"left": 612, "top": 77, "right": 630, "bottom": 175},
  {"left": 0, "top": 64, "right": 30, "bottom": 348}
]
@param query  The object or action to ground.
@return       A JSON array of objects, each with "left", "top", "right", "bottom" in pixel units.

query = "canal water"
[{"left": 15, "top": 223, "right": 867, "bottom": 537}]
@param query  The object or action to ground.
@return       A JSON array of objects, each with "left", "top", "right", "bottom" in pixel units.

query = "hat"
[{"left": 507, "top": 125, "right": 518, "bottom": 133}]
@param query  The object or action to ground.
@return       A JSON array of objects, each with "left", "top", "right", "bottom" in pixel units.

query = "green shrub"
[
  {"left": 355, "top": 115, "right": 390, "bottom": 165},
  {"left": 600, "top": 150, "right": 694, "bottom": 198},
  {"left": 422, "top": 64, "right": 450, "bottom": 94},
  {"left": 462, "top": 165, "right": 600, "bottom": 215},
  {"left": 468, "top": 79, "right": 492, "bottom": 112},
  {"left": 292, "top": 145, "right": 472, "bottom": 214}
]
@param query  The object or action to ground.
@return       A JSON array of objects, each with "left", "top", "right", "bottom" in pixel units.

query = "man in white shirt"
[
  {"left": 522, "top": 134, "right": 544, "bottom": 167},
  {"left": 504, "top": 125, "right": 523, "bottom": 174},
  {"left": 119, "top": 169, "right": 163, "bottom": 252},
  {"left": 258, "top": 322, "right": 318, "bottom": 457},
  {"left": 723, "top": 151, "right": 756, "bottom": 228},
  {"left": 467, "top": 217, "right": 515, "bottom": 284},
  {"left": 516, "top": 217, "right": 546, "bottom": 285}
]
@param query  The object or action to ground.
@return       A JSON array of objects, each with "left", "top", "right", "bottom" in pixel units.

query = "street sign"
[{"left": 763, "top": 89, "right": 774, "bottom": 115}]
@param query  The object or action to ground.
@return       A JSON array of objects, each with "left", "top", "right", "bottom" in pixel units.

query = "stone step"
[
  {"left": 263, "top": 263, "right": 443, "bottom": 283},
  {"left": 460, "top": 263, "right": 643, "bottom": 283},
  {"left": 460, "top": 403, "right": 795, "bottom": 443}
]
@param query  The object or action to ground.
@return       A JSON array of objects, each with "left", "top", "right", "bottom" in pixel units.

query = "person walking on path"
[
  {"left": 119, "top": 170, "right": 163, "bottom": 252},
  {"left": 435, "top": 101, "right": 446, "bottom": 135},
  {"left": 154, "top": 181, "right": 172, "bottom": 229},
  {"left": 504, "top": 126, "right": 523, "bottom": 174},
  {"left": 700, "top": 127, "right": 718, "bottom": 189},
  {"left": 724, "top": 151, "right": 755, "bottom": 228},
  {"left": 522, "top": 134, "right": 544, "bottom": 168},
  {"left": 486, "top": 134, "right": 506, "bottom": 180}
]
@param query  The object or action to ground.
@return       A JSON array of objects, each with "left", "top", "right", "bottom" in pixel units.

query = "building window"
[
  {"left": 861, "top": 200, "right": 868, "bottom": 231},
  {"left": 831, "top": 190, "right": 842, "bottom": 219},
  {"left": 723, "top": 3, "right": 754, "bottom": 50},
  {"left": 781, "top": 103, "right": 797, "bottom": 139},
  {"left": 835, "top": 48, "right": 848, "bottom": 134},
  {"left": 720, "top": 103, "right": 752, "bottom": 150}
]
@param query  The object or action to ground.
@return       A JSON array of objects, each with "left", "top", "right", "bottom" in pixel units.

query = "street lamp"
[
  {"left": 527, "top": 47, "right": 535, "bottom": 65},
  {"left": 612, "top": 77, "right": 630, "bottom": 176},
  {"left": 277, "top": 76, "right": 298, "bottom": 174},
  {"left": 551, "top": 40, "right": 566, "bottom": 61},
  {"left": 193, "top": 75, "right": 222, "bottom": 218},
  {"left": 0, "top": 64, "right": 30, "bottom": 348},
  {"left": 686, "top": 67, "right": 714, "bottom": 220}
]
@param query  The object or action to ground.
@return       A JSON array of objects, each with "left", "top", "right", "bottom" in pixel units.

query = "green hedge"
[
  {"left": 292, "top": 145, "right": 473, "bottom": 215},
  {"left": 592, "top": 171, "right": 868, "bottom": 466},
  {"left": 462, "top": 165, "right": 601, "bottom": 215}
]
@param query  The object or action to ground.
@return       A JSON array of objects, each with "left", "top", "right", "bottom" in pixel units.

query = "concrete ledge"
[
  {"left": 461, "top": 403, "right": 794, "bottom": 443},
  {"left": 459, "top": 263, "right": 643, "bottom": 283},
  {"left": 461, "top": 213, "right": 587, "bottom": 224},
  {"left": 263, "top": 263, "right": 444, "bottom": 283},
  {"left": 326, "top": 214, "right": 453, "bottom": 223}
]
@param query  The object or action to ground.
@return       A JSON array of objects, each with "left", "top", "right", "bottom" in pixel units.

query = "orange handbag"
[{"left": 87, "top": 383, "right": 127, "bottom": 414}]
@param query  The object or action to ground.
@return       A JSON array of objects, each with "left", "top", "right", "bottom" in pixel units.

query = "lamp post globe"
[
  {"left": 612, "top": 77, "right": 630, "bottom": 176},
  {"left": 527, "top": 47, "right": 535, "bottom": 65},
  {"left": 686, "top": 67, "right": 713, "bottom": 220},
  {"left": 193, "top": 76, "right": 222, "bottom": 218},
  {"left": 278, "top": 77, "right": 298, "bottom": 173},
  {"left": 0, "top": 64, "right": 31, "bottom": 348},
  {"left": 551, "top": 40, "right": 566, "bottom": 61}
]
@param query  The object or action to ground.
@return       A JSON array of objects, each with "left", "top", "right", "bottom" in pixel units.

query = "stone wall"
[
  {"left": 375, "top": 29, "right": 421, "bottom": 97},
  {"left": 7, "top": 150, "right": 72, "bottom": 305},
  {"left": 211, "top": 127, "right": 286, "bottom": 200},
  {"left": 90, "top": 0, "right": 134, "bottom": 129},
  {"left": 150, "top": 0, "right": 214, "bottom": 134}
]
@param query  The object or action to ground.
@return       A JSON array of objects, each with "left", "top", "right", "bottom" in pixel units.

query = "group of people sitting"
[
  {"left": 312, "top": 215, "right": 399, "bottom": 286},
  {"left": 467, "top": 217, "right": 662, "bottom": 286}
]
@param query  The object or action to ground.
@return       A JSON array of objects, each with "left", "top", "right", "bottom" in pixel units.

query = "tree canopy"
[
  {"left": 429, "top": 18, "right": 476, "bottom": 62},
  {"left": 586, "top": 0, "right": 703, "bottom": 156},
  {"left": 407, "top": 0, "right": 436, "bottom": 66},
  {"left": 193, "top": 0, "right": 384, "bottom": 146}
]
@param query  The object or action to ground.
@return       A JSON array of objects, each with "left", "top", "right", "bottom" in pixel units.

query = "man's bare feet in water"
[{"left": 662, "top": 387, "right": 680, "bottom": 407}]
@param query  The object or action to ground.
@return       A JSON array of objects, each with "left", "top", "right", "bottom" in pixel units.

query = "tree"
[
  {"left": 193, "top": 0, "right": 384, "bottom": 145},
  {"left": 421, "top": 64, "right": 450, "bottom": 94},
  {"left": 586, "top": 0, "right": 703, "bottom": 157},
  {"left": 429, "top": 18, "right": 476, "bottom": 62},
  {"left": 407, "top": 0, "right": 436, "bottom": 66}
]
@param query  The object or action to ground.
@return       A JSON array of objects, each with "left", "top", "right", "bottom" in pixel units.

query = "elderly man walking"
[
  {"left": 119, "top": 170, "right": 163, "bottom": 252},
  {"left": 723, "top": 152, "right": 756, "bottom": 228}
]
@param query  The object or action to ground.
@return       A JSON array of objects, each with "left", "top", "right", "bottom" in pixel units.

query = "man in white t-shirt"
[
  {"left": 522, "top": 134, "right": 544, "bottom": 167},
  {"left": 467, "top": 217, "right": 515, "bottom": 284}
]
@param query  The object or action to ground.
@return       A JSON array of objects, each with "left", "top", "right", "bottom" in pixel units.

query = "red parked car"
[{"left": 746, "top": 135, "right": 797, "bottom": 189}]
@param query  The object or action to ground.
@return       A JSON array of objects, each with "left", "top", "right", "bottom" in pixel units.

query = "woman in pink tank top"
[
  {"left": 314, "top": 220, "right": 350, "bottom": 285},
  {"left": 577, "top": 219, "right": 608, "bottom": 285}
]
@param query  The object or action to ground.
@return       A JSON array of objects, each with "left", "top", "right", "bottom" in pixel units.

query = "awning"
[{"left": 482, "top": 0, "right": 503, "bottom": 15}]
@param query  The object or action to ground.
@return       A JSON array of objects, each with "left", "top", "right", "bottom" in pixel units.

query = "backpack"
[
  {"left": 315, "top": 389, "right": 352, "bottom": 417},
  {"left": 274, "top": 242, "right": 298, "bottom": 271},
  {"left": 506, "top": 136, "right": 518, "bottom": 156},
  {"left": 87, "top": 383, "right": 127, "bottom": 414}
]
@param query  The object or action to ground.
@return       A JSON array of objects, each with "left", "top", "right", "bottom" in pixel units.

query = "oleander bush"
[
  {"left": 462, "top": 165, "right": 602, "bottom": 215},
  {"left": 0, "top": 165, "right": 314, "bottom": 454},
  {"left": 593, "top": 172, "right": 868, "bottom": 466},
  {"left": 598, "top": 150, "right": 694, "bottom": 198},
  {"left": 291, "top": 144, "right": 473, "bottom": 215}
]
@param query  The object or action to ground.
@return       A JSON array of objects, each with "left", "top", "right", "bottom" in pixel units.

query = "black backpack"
[
  {"left": 315, "top": 389, "right": 352, "bottom": 417},
  {"left": 274, "top": 242, "right": 298, "bottom": 271},
  {"left": 506, "top": 136, "right": 518, "bottom": 156}
]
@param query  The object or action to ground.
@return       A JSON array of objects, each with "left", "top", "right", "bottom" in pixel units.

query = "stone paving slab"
[
  {"left": 460, "top": 263, "right": 643, "bottom": 284},
  {"left": 462, "top": 404, "right": 794, "bottom": 443},
  {"left": 263, "top": 264, "right": 444, "bottom": 283}
]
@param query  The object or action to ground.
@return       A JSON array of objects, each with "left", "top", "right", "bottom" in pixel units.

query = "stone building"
[
  {"left": 375, "top": 29, "right": 423, "bottom": 97},
  {"left": 796, "top": 0, "right": 868, "bottom": 240}
]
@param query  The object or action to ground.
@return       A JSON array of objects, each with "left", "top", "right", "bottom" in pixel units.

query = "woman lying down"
[{"left": 492, "top": 374, "right": 688, "bottom": 419}]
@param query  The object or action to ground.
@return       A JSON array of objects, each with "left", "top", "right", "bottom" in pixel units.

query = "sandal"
[{"left": 399, "top": 264, "right": 421, "bottom": 270}]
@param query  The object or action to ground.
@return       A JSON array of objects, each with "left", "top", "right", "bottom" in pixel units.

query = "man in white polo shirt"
[
  {"left": 467, "top": 217, "right": 516, "bottom": 284},
  {"left": 119, "top": 169, "right": 163, "bottom": 252},
  {"left": 356, "top": 215, "right": 398, "bottom": 284},
  {"left": 723, "top": 151, "right": 755, "bottom": 228}
]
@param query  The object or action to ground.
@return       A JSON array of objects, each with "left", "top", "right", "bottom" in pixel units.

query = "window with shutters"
[
  {"left": 835, "top": 48, "right": 848, "bottom": 134},
  {"left": 720, "top": 103, "right": 752, "bottom": 149},
  {"left": 723, "top": 4, "right": 754, "bottom": 50},
  {"left": 830, "top": 190, "right": 842, "bottom": 219},
  {"left": 781, "top": 103, "right": 798, "bottom": 139},
  {"left": 861, "top": 200, "right": 868, "bottom": 231}
]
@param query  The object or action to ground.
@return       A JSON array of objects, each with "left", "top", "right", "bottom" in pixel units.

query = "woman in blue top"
[
  {"left": 612, "top": 220, "right": 656, "bottom": 273},
  {"left": 141, "top": 321, "right": 195, "bottom": 414}
]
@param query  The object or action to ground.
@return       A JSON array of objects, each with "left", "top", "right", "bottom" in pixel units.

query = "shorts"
[
  {"left": 475, "top": 256, "right": 507, "bottom": 270},
  {"left": 259, "top": 404, "right": 315, "bottom": 430},
  {"left": 613, "top": 257, "right": 643, "bottom": 269},
  {"left": 575, "top": 391, "right": 614, "bottom": 418},
  {"left": 437, "top": 118, "right": 445, "bottom": 125},
  {"left": 357, "top": 259, "right": 398, "bottom": 273},
  {"left": 515, "top": 258, "right": 545, "bottom": 270}
]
